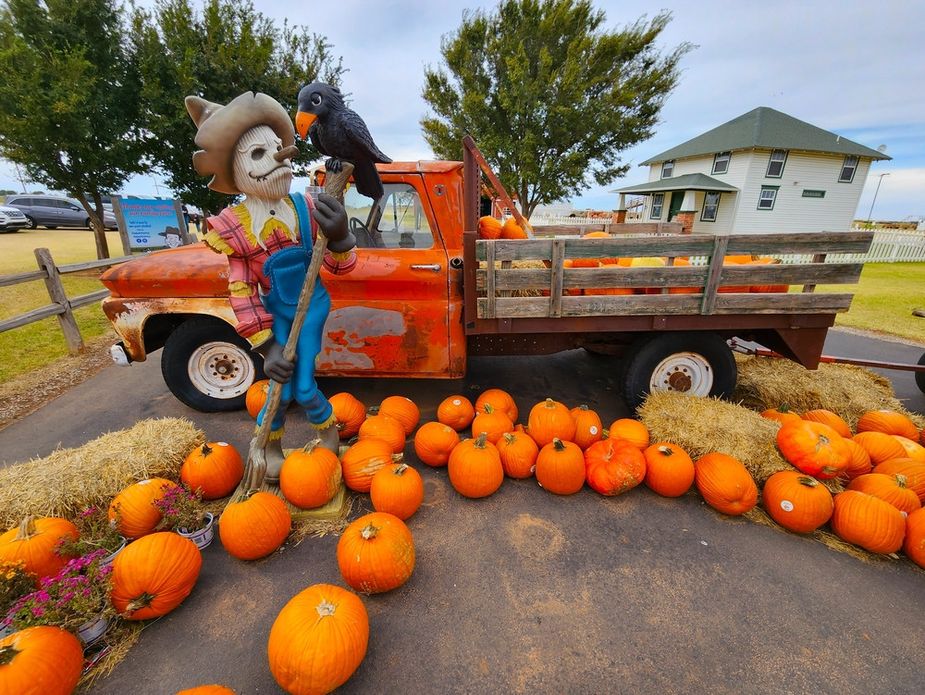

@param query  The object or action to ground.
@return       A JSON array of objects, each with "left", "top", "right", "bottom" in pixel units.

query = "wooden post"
[
  {"left": 34, "top": 247, "right": 84, "bottom": 354},
  {"left": 462, "top": 136, "right": 532, "bottom": 234}
]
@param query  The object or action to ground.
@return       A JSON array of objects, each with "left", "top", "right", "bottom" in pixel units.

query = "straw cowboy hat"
[{"left": 185, "top": 91, "right": 296, "bottom": 195}]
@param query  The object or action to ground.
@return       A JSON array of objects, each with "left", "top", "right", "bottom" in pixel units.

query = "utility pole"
[
  {"left": 867, "top": 172, "right": 890, "bottom": 225},
  {"left": 14, "top": 162, "right": 28, "bottom": 193}
]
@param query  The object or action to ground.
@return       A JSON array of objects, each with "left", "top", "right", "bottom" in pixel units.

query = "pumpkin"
[
  {"left": 108, "top": 478, "right": 179, "bottom": 539},
  {"left": 437, "top": 395, "right": 476, "bottom": 431},
  {"left": 856, "top": 409, "right": 920, "bottom": 440},
  {"left": 892, "top": 435, "right": 925, "bottom": 463},
  {"left": 268, "top": 583, "right": 368, "bottom": 695},
  {"left": 110, "top": 531, "right": 202, "bottom": 619},
  {"left": 847, "top": 473, "right": 921, "bottom": 514},
  {"left": 760, "top": 406, "right": 802, "bottom": 427},
  {"left": 341, "top": 438, "right": 402, "bottom": 492},
  {"left": 181, "top": 441, "right": 244, "bottom": 500},
  {"left": 852, "top": 431, "right": 907, "bottom": 465},
  {"left": 0, "top": 626, "right": 83, "bottom": 695},
  {"left": 413, "top": 421, "right": 460, "bottom": 467},
  {"left": 801, "top": 409, "right": 852, "bottom": 438},
  {"left": 903, "top": 507, "right": 925, "bottom": 569},
  {"left": 336, "top": 512, "right": 415, "bottom": 594},
  {"left": 471, "top": 404, "right": 514, "bottom": 444},
  {"left": 279, "top": 441, "right": 342, "bottom": 510},
  {"left": 584, "top": 439, "right": 646, "bottom": 497},
  {"left": 176, "top": 687, "right": 236, "bottom": 695},
  {"left": 377, "top": 396, "right": 420, "bottom": 436},
  {"left": 830, "top": 490, "right": 905, "bottom": 554},
  {"left": 358, "top": 413, "right": 406, "bottom": 454},
  {"left": 219, "top": 491, "right": 291, "bottom": 561},
  {"left": 607, "top": 418, "right": 650, "bottom": 450},
  {"left": 0, "top": 516, "right": 78, "bottom": 582},
  {"left": 528, "top": 398, "right": 576, "bottom": 447},
  {"left": 447, "top": 433, "right": 504, "bottom": 499},
  {"left": 501, "top": 217, "right": 528, "bottom": 239},
  {"left": 475, "top": 388, "right": 518, "bottom": 423},
  {"left": 329, "top": 392, "right": 367, "bottom": 439},
  {"left": 496, "top": 431, "right": 539, "bottom": 479},
  {"left": 776, "top": 420, "right": 849, "bottom": 479},
  {"left": 643, "top": 442, "right": 695, "bottom": 497},
  {"left": 694, "top": 452, "right": 758, "bottom": 516},
  {"left": 245, "top": 379, "right": 270, "bottom": 419},
  {"left": 570, "top": 405, "right": 603, "bottom": 450},
  {"left": 840, "top": 438, "right": 873, "bottom": 480},
  {"left": 761, "top": 471, "right": 833, "bottom": 533},
  {"left": 370, "top": 463, "right": 424, "bottom": 520},
  {"left": 535, "top": 438, "right": 586, "bottom": 495},
  {"left": 478, "top": 215, "right": 503, "bottom": 239},
  {"left": 872, "top": 459, "right": 925, "bottom": 501}
]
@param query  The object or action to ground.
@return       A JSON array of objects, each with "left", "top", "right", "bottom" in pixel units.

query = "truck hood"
[{"left": 101, "top": 243, "right": 229, "bottom": 298}]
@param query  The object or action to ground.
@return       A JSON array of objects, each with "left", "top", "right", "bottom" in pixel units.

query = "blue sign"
[{"left": 114, "top": 198, "right": 187, "bottom": 250}]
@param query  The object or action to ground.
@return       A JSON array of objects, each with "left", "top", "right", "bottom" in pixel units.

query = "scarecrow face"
[{"left": 232, "top": 125, "right": 293, "bottom": 201}]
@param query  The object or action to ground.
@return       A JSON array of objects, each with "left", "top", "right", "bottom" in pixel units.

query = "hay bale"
[
  {"left": 733, "top": 354, "right": 924, "bottom": 430},
  {"left": 0, "top": 418, "right": 204, "bottom": 528}
]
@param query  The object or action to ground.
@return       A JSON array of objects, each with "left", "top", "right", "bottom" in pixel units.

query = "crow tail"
[{"left": 353, "top": 159, "right": 385, "bottom": 200}]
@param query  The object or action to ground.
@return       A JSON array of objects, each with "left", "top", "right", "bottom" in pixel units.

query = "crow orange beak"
[{"left": 295, "top": 111, "right": 316, "bottom": 139}]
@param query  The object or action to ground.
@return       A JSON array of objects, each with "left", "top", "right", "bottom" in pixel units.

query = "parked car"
[
  {"left": 0, "top": 204, "right": 30, "bottom": 233},
  {"left": 4, "top": 194, "right": 117, "bottom": 230}
]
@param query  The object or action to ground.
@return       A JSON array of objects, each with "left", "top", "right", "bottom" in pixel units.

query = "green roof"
[
  {"left": 641, "top": 107, "right": 891, "bottom": 165},
  {"left": 614, "top": 173, "right": 739, "bottom": 194}
]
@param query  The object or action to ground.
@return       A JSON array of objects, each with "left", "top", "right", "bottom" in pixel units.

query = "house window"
[
  {"left": 766, "top": 149, "right": 787, "bottom": 178},
  {"left": 651, "top": 193, "right": 665, "bottom": 219},
  {"left": 757, "top": 186, "right": 778, "bottom": 210},
  {"left": 802, "top": 189, "right": 826, "bottom": 198},
  {"left": 701, "top": 192, "right": 720, "bottom": 221},
  {"left": 839, "top": 155, "right": 859, "bottom": 183},
  {"left": 661, "top": 161, "right": 674, "bottom": 179},
  {"left": 712, "top": 152, "right": 731, "bottom": 175}
]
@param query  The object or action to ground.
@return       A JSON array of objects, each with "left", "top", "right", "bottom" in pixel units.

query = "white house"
[{"left": 614, "top": 107, "right": 890, "bottom": 234}]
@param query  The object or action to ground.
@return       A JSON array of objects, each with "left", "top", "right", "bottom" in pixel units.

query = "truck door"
[{"left": 318, "top": 176, "right": 451, "bottom": 377}]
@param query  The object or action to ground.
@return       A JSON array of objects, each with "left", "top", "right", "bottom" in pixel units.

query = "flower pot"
[
  {"left": 101, "top": 537, "right": 128, "bottom": 567},
  {"left": 178, "top": 512, "right": 215, "bottom": 550},
  {"left": 77, "top": 614, "right": 110, "bottom": 646}
]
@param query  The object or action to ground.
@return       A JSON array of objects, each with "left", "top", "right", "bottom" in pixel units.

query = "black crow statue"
[{"left": 296, "top": 82, "right": 392, "bottom": 201}]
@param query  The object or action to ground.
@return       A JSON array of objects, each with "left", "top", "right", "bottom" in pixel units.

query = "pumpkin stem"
[
  {"left": 15, "top": 516, "right": 36, "bottom": 541},
  {"left": 503, "top": 433, "right": 516, "bottom": 445},
  {"left": 200, "top": 442, "right": 213, "bottom": 457},
  {"left": 473, "top": 432, "right": 489, "bottom": 448},
  {"left": 302, "top": 439, "right": 321, "bottom": 454},
  {"left": 553, "top": 438, "right": 566, "bottom": 452},
  {"left": 657, "top": 445, "right": 674, "bottom": 457},
  {"left": 544, "top": 398, "right": 556, "bottom": 409},
  {"left": 316, "top": 599, "right": 337, "bottom": 618},
  {"left": 896, "top": 474, "right": 908, "bottom": 488},
  {"left": 797, "top": 476, "right": 819, "bottom": 487},
  {"left": 0, "top": 645, "right": 18, "bottom": 666},
  {"left": 125, "top": 592, "right": 156, "bottom": 614},
  {"left": 578, "top": 404, "right": 589, "bottom": 412},
  {"left": 361, "top": 523, "right": 379, "bottom": 540},
  {"left": 394, "top": 463, "right": 409, "bottom": 476},
  {"left": 482, "top": 403, "right": 495, "bottom": 414},
  {"left": 367, "top": 405, "right": 380, "bottom": 416}
]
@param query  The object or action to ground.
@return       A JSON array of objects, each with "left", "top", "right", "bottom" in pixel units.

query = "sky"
[{"left": 2, "top": 0, "right": 923, "bottom": 221}]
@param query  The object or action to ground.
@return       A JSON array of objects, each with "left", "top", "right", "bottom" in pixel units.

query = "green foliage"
[
  {"left": 132, "top": 0, "right": 345, "bottom": 215},
  {"left": 421, "top": 0, "right": 691, "bottom": 217},
  {"left": 0, "top": 0, "right": 148, "bottom": 256}
]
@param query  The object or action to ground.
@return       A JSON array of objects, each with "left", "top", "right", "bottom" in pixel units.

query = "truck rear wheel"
[
  {"left": 161, "top": 318, "right": 264, "bottom": 412},
  {"left": 621, "top": 332, "right": 737, "bottom": 410}
]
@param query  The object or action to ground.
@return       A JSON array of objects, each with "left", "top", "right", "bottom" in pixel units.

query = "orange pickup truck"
[{"left": 99, "top": 153, "right": 873, "bottom": 412}]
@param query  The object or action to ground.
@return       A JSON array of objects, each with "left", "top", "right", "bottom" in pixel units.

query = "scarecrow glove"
[
  {"left": 257, "top": 341, "right": 294, "bottom": 383},
  {"left": 312, "top": 192, "right": 355, "bottom": 253}
]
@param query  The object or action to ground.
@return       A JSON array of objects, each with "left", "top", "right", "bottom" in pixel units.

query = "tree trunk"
[{"left": 74, "top": 191, "right": 111, "bottom": 259}]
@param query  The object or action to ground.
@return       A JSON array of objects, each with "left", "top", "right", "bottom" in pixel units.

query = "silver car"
[
  {"left": 0, "top": 204, "right": 30, "bottom": 233},
  {"left": 4, "top": 194, "right": 117, "bottom": 229}
]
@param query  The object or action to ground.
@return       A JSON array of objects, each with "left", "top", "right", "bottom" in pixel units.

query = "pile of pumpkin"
[{"left": 477, "top": 215, "right": 528, "bottom": 240}]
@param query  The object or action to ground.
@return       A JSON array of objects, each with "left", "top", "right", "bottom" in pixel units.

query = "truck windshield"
[{"left": 342, "top": 183, "right": 433, "bottom": 249}]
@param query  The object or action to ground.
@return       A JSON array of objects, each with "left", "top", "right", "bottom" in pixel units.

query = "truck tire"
[
  {"left": 916, "top": 352, "right": 925, "bottom": 394},
  {"left": 621, "top": 332, "right": 737, "bottom": 410},
  {"left": 161, "top": 318, "right": 264, "bottom": 412}
]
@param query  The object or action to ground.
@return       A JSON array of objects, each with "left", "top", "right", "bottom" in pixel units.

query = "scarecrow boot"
[
  {"left": 264, "top": 428, "right": 286, "bottom": 484},
  {"left": 305, "top": 395, "right": 340, "bottom": 454}
]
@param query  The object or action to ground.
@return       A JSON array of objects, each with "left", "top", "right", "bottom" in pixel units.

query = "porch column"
[
  {"left": 674, "top": 190, "right": 697, "bottom": 234},
  {"left": 611, "top": 193, "right": 627, "bottom": 224}
]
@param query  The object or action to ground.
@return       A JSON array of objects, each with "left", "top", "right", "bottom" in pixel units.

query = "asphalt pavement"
[{"left": 0, "top": 329, "right": 923, "bottom": 695}]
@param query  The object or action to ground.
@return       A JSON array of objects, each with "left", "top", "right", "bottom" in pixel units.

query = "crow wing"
[{"left": 341, "top": 109, "right": 392, "bottom": 164}]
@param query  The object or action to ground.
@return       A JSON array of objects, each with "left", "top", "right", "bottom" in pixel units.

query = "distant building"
[{"left": 613, "top": 107, "right": 890, "bottom": 234}]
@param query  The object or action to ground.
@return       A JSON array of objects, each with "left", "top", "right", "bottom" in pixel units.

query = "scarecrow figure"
[{"left": 185, "top": 91, "right": 356, "bottom": 479}]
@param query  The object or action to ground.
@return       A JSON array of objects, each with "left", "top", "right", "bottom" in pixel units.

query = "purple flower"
[{"left": 30, "top": 606, "right": 44, "bottom": 618}]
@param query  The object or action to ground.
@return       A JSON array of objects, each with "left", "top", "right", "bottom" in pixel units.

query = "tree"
[
  {"left": 421, "top": 0, "right": 691, "bottom": 219},
  {"left": 132, "top": 0, "right": 345, "bottom": 216},
  {"left": 0, "top": 0, "right": 148, "bottom": 258}
]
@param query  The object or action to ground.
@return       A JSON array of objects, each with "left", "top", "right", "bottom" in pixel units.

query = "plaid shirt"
[{"left": 204, "top": 196, "right": 357, "bottom": 344}]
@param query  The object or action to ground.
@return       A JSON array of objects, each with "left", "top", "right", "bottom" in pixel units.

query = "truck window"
[{"left": 342, "top": 183, "right": 433, "bottom": 250}]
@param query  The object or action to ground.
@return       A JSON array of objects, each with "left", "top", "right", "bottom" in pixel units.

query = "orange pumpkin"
[
  {"left": 643, "top": 442, "right": 695, "bottom": 497},
  {"left": 760, "top": 407, "right": 802, "bottom": 427},
  {"left": 245, "top": 379, "right": 270, "bottom": 419},
  {"left": 370, "top": 463, "right": 424, "bottom": 520},
  {"left": 181, "top": 441, "right": 244, "bottom": 500},
  {"left": 279, "top": 441, "right": 342, "bottom": 510},
  {"left": 535, "top": 438, "right": 586, "bottom": 495},
  {"left": 569, "top": 405, "right": 603, "bottom": 450},
  {"left": 110, "top": 531, "right": 202, "bottom": 619},
  {"left": 336, "top": 512, "right": 415, "bottom": 593},
  {"left": 268, "top": 584, "right": 368, "bottom": 695},
  {"left": 437, "top": 395, "right": 476, "bottom": 431},
  {"left": 475, "top": 388, "right": 518, "bottom": 423},
  {"left": 830, "top": 490, "right": 905, "bottom": 554},
  {"left": 528, "top": 398, "right": 576, "bottom": 447},
  {"left": 839, "top": 438, "right": 873, "bottom": 481},
  {"left": 478, "top": 215, "right": 503, "bottom": 239},
  {"left": 501, "top": 217, "right": 528, "bottom": 239},
  {"left": 0, "top": 626, "right": 84, "bottom": 695},
  {"left": 413, "top": 421, "right": 460, "bottom": 467},
  {"left": 447, "top": 433, "right": 504, "bottom": 499},
  {"left": 892, "top": 435, "right": 925, "bottom": 463},
  {"left": 340, "top": 438, "right": 402, "bottom": 493},
  {"left": 607, "top": 418, "right": 650, "bottom": 450},
  {"left": 176, "top": 686, "right": 236, "bottom": 695},
  {"left": 109, "top": 478, "right": 179, "bottom": 539},
  {"left": 903, "top": 507, "right": 925, "bottom": 568},
  {"left": 329, "top": 392, "right": 367, "bottom": 439},
  {"left": 471, "top": 404, "right": 514, "bottom": 445},
  {"left": 872, "top": 459, "right": 925, "bottom": 501},
  {"left": 762, "top": 471, "right": 834, "bottom": 533},
  {"left": 776, "top": 420, "right": 849, "bottom": 479},
  {"left": 496, "top": 431, "right": 539, "bottom": 479},
  {"left": 0, "top": 517, "right": 78, "bottom": 582},
  {"left": 847, "top": 473, "right": 921, "bottom": 514},
  {"left": 801, "top": 409, "right": 852, "bottom": 438},
  {"left": 856, "top": 409, "right": 919, "bottom": 440},
  {"left": 377, "top": 396, "right": 421, "bottom": 436},
  {"left": 358, "top": 413, "right": 406, "bottom": 454},
  {"left": 853, "top": 431, "right": 907, "bottom": 465},
  {"left": 584, "top": 439, "right": 646, "bottom": 497},
  {"left": 694, "top": 452, "right": 758, "bottom": 516},
  {"left": 219, "top": 491, "right": 291, "bottom": 561}
]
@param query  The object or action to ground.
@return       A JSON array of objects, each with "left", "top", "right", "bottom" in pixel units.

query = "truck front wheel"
[
  {"left": 621, "top": 332, "right": 736, "bottom": 410},
  {"left": 161, "top": 318, "right": 264, "bottom": 412}
]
